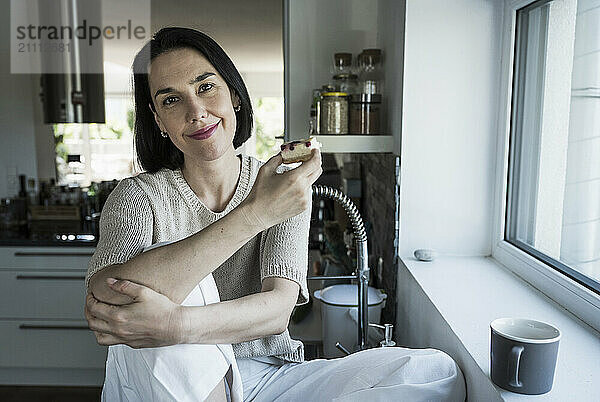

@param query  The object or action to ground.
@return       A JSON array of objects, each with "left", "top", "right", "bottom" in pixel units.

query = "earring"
[
  {"left": 160, "top": 131, "right": 168, "bottom": 138},
  {"left": 234, "top": 105, "right": 241, "bottom": 112}
]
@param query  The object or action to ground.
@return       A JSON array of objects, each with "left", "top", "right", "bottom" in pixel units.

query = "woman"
[{"left": 85, "top": 27, "right": 465, "bottom": 401}]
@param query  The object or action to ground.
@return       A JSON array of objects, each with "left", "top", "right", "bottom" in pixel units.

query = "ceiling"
[{"left": 103, "top": 0, "right": 284, "bottom": 74}]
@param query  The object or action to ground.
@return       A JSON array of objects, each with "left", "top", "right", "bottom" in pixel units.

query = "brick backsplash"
[{"left": 345, "top": 153, "right": 398, "bottom": 326}]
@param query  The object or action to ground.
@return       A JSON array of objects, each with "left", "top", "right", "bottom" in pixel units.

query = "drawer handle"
[
  {"left": 16, "top": 274, "right": 86, "bottom": 280},
  {"left": 19, "top": 324, "right": 90, "bottom": 330},
  {"left": 14, "top": 252, "right": 95, "bottom": 257}
]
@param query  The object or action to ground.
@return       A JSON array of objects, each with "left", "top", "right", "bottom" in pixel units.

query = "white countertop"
[{"left": 401, "top": 255, "right": 600, "bottom": 402}]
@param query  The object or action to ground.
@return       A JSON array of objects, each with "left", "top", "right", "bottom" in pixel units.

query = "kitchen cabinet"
[
  {"left": 0, "top": 246, "right": 106, "bottom": 386},
  {"left": 284, "top": 0, "right": 404, "bottom": 155}
]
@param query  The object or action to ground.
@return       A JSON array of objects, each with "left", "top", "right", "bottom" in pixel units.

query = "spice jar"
[
  {"left": 320, "top": 92, "right": 349, "bottom": 134},
  {"left": 349, "top": 94, "right": 381, "bottom": 135}
]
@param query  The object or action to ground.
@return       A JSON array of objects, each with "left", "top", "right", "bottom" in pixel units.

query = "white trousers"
[
  {"left": 100, "top": 242, "right": 243, "bottom": 402},
  {"left": 238, "top": 348, "right": 466, "bottom": 402}
]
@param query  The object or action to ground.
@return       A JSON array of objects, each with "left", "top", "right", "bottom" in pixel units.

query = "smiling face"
[{"left": 148, "top": 47, "right": 240, "bottom": 162}]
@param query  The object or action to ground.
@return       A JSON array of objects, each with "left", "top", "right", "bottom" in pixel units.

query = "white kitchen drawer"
[
  {"left": 0, "top": 271, "right": 88, "bottom": 320},
  {"left": 0, "top": 247, "right": 95, "bottom": 271},
  {"left": 0, "top": 320, "right": 107, "bottom": 369}
]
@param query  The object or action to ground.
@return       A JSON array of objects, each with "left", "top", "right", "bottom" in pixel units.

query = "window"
[
  {"left": 53, "top": 94, "right": 137, "bottom": 187},
  {"left": 245, "top": 97, "right": 285, "bottom": 161},
  {"left": 505, "top": 0, "right": 600, "bottom": 294}
]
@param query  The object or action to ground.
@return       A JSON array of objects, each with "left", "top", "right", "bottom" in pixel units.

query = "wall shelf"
[
  {"left": 315, "top": 135, "right": 394, "bottom": 153},
  {"left": 284, "top": 0, "right": 403, "bottom": 156}
]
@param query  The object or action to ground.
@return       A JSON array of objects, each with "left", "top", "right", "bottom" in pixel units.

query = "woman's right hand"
[{"left": 242, "top": 148, "right": 322, "bottom": 230}]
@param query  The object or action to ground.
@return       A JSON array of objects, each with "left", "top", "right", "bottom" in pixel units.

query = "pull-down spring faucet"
[{"left": 308, "top": 185, "right": 370, "bottom": 351}]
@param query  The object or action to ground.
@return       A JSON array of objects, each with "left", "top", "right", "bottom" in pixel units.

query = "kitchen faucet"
[{"left": 308, "top": 185, "right": 370, "bottom": 351}]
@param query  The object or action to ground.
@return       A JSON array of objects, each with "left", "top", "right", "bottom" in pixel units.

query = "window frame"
[{"left": 492, "top": 0, "right": 600, "bottom": 333}]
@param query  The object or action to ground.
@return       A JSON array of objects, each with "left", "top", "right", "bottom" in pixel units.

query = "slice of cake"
[{"left": 280, "top": 137, "right": 322, "bottom": 164}]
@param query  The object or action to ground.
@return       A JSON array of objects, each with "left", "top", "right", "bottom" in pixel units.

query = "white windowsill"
[{"left": 400, "top": 255, "right": 600, "bottom": 402}]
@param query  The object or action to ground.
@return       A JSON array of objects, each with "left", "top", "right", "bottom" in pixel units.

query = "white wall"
[{"left": 398, "top": 0, "right": 504, "bottom": 257}]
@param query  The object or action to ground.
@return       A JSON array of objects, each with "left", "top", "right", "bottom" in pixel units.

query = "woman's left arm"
[{"left": 85, "top": 276, "right": 298, "bottom": 347}]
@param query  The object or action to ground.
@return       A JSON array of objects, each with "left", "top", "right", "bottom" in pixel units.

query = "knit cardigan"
[{"left": 86, "top": 154, "right": 310, "bottom": 363}]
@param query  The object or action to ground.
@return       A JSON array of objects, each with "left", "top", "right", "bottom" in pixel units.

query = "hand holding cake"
[
  {"left": 242, "top": 138, "right": 322, "bottom": 230},
  {"left": 280, "top": 136, "right": 322, "bottom": 164}
]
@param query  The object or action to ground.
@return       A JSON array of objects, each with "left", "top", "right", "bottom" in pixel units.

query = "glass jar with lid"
[
  {"left": 315, "top": 85, "right": 336, "bottom": 134},
  {"left": 320, "top": 92, "right": 349, "bottom": 134},
  {"left": 349, "top": 94, "right": 381, "bottom": 135}
]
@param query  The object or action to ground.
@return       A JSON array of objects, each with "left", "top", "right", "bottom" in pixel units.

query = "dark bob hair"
[{"left": 132, "top": 27, "right": 253, "bottom": 173}]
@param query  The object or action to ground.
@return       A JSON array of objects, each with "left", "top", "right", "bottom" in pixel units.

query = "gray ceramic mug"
[{"left": 490, "top": 318, "right": 561, "bottom": 395}]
